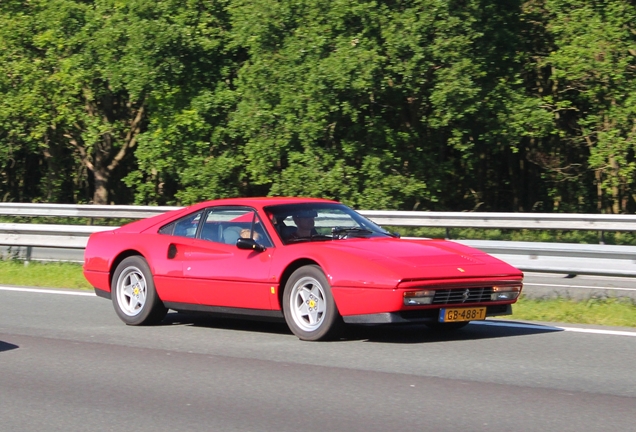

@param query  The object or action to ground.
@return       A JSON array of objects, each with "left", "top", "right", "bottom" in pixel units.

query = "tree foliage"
[
  {"left": 0, "top": 0, "right": 232, "bottom": 204},
  {"left": 1, "top": 0, "right": 635, "bottom": 213}
]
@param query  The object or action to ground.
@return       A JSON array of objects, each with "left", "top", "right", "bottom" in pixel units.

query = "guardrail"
[
  {"left": 0, "top": 203, "right": 181, "bottom": 220},
  {"left": 2, "top": 203, "right": 636, "bottom": 277},
  {"left": 362, "top": 211, "right": 636, "bottom": 232},
  {"left": 4, "top": 203, "right": 636, "bottom": 231},
  {"left": 457, "top": 240, "right": 636, "bottom": 278}
]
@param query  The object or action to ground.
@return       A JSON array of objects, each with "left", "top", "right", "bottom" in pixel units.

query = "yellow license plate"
[{"left": 439, "top": 307, "right": 486, "bottom": 322}]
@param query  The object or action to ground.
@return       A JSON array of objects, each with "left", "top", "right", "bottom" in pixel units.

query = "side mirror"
[{"left": 236, "top": 237, "right": 266, "bottom": 252}]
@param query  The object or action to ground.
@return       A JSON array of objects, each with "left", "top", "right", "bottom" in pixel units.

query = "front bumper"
[{"left": 342, "top": 304, "right": 512, "bottom": 324}]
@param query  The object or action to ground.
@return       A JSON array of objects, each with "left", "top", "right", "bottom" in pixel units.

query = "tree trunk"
[
  {"left": 65, "top": 102, "right": 145, "bottom": 205},
  {"left": 93, "top": 170, "right": 110, "bottom": 205}
]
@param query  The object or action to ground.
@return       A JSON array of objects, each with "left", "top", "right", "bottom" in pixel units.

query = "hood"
[{"left": 319, "top": 237, "right": 521, "bottom": 281}]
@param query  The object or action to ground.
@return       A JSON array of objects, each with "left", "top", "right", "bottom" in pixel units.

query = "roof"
[{"left": 186, "top": 197, "right": 339, "bottom": 212}]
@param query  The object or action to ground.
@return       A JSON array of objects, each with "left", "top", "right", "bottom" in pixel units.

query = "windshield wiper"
[
  {"left": 331, "top": 227, "right": 374, "bottom": 239},
  {"left": 285, "top": 234, "right": 332, "bottom": 244}
]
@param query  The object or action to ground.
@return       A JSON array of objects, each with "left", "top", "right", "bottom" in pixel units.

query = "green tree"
[
  {"left": 0, "top": 0, "right": 234, "bottom": 204},
  {"left": 123, "top": 0, "right": 241, "bottom": 205},
  {"left": 551, "top": 0, "right": 636, "bottom": 213},
  {"left": 4, "top": 0, "right": 634, "bottom": 215},
  {"left": 223, "top": 0, "right": 552, "bottom": 210},
  {"left": 0, "top": 0, "right": 79, "bottom": 202},
  {"left": 527, "top": 0, "right": 636, "bottom": 213}
]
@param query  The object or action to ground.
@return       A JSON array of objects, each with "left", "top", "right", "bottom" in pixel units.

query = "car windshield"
[{"left": 264, "top": 203, "right": 392, "bottom": 245}]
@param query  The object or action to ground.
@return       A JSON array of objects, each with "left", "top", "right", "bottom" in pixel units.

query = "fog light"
[
  {"left": 403, "top": 290, "right": 435, "bottom": 306},
  {"left": 491, "top": 285, "right": 522, "bottom": 301}
]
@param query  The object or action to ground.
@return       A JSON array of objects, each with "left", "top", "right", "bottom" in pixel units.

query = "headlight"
[
  {"left": 403, "top": 290, "right": 435, "bottom": 306},
  {"left": 491, "top": 285, "right": 522, "bottom": 301}
]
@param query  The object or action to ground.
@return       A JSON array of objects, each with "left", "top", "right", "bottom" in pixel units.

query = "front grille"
[{"left": 432, "top": 286, "right": 493, "bottom": 304}]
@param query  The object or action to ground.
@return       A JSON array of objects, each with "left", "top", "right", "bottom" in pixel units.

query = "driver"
[{"left": 289, "top": 209, "right": 318, "bottom": 239}]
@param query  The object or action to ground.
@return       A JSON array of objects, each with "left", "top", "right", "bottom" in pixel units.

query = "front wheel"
[
  {"left": 282, "top": 265, "right": 342, "bottom": 341},
  {"left": 111, "top": 256, "right": 167, "bottom": 325}
]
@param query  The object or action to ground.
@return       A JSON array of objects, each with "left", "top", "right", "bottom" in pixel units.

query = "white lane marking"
[
  {"left": 0, "top": 286, "right": 95, "bottom": 296},
  {"left": 557, "top": 327, "right": 636, "bottom": 337},
  {"left": 475, "top": 320, "right": 636, "bottom": 337},
  {"left": 524, "top": 282, "right": 636, "bottom": 292}
]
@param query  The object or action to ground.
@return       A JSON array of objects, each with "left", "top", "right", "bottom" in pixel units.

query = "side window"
[
  {"left": 158, "top": 222, "right": 174, "bottom": 235},
  {"left": 159, "top": 211, "right": 203, "bottom": 238},
  {"left": 202, "top": 207, "right": 273, "bottom": 248}
]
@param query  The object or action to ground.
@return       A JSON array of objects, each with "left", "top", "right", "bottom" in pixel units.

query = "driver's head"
[{"left": 292, "top": 209, "right": 317, "bottom": 230}]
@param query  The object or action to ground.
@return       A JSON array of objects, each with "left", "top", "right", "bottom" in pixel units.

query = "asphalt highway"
[{"left": 1, "top": 285, "right": 635, "bottom": 432}]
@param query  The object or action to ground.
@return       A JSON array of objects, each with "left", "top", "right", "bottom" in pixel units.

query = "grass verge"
[
  {"left": 0, "top": 260, "right": 92, "bottom": 290},
  {"left": 1, "top": 260, "right": 635, "bottom": 328},
  {"left": 513, "top": 296, "right": 636, "bottom": 328}
]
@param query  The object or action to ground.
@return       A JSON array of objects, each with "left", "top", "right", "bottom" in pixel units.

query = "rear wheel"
[
  {"left": 283, "top": 265, "right": 342, "bottom": 341},
  {"left": 111, "top": 256, "right": 167, "bottom": 325}
]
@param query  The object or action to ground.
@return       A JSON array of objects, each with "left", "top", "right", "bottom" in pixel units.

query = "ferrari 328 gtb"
[{"left": 83, "top": 197, "right": 523, "bottom": 340}]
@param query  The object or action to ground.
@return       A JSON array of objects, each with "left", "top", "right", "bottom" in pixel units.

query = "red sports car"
[{"left": 83, "top": 197, "right": 523, "bottom": 340}]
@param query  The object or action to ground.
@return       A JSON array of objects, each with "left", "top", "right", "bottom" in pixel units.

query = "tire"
[
  {"left": 282, "top": 265, "right": 342, "bottom": 341},
  {"left": 111, "top": 256, "right": 167, "bottom": 325},
  {"left": 425, "top": 321, "right": 470, "bottom": 331}
]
